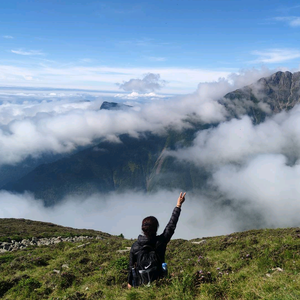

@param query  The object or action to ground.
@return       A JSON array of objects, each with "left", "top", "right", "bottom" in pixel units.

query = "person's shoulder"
[
  {"left": 131, "top": 240, "right": 138, "bottom": 246},
  {"left": 130, "top": 240, "right": 140, "bottom": 251},
  {"left": 156, "top": 233, "right": 167, "bottom": 244}
]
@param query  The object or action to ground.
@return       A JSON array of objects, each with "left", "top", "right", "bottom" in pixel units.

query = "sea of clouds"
[{"left": 2, "top": 67, "right": 300, "bottom": 239}]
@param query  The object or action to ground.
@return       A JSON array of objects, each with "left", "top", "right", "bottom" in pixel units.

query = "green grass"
[
  {"left": 0, "top": 218, "right": 110, "bottom": 242},
  {"left": 1, "top": 220, "right": 300, "bottom": 299}
]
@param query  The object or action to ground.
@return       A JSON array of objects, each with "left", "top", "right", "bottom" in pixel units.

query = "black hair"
[{"left": 142, "top": 216, "right": 159, "bottom": 238}]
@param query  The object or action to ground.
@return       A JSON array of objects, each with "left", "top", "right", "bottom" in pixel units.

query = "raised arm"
[{"left": 161, "top": 192, "right": 186, "bottom": 243}]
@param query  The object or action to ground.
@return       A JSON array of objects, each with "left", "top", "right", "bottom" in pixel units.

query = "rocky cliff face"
[
  {"left": 256, "top": 71, "right": 300, "bottom": 112},
  {"left": 223, "top": 71, "right": 300, "bottom": 123}
]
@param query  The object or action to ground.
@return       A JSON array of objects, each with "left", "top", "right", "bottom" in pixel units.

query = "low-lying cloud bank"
[
  {"left": 0, "top": 190, "right": 231, "bottom": 240},
  {"left": 1, "top": 184, "right": 300, "bottom": 240},
  {"left": 171, "top": 105, "right": 300, "bottom": 167}
]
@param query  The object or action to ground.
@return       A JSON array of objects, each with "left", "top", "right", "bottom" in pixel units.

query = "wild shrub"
[
  {"left": 89, "top": 290, "right": 104, "bottom": 299},
  {"left": 171, "top": 273, "right": 197, "bottom": 299},
  {"left": 0, "top": 280, "right": 14, "bottom": 297},
  {"left": 0, "top": 254, "right": 15, "bottom": 265},
  {"left": 59, "top": 272, "right": 76, "bottom": 289},
  {"left": 110, "top": 256, "right": 128, "bottom": 271},
  {"left": 16, "top": 277, "right": 41, "bottom": 298},
  {"left": 126, "top": 290, "right": 139, "bottom": 300},
  {"left": 31, "top": 255, "right": 52, "bottom": 266}
]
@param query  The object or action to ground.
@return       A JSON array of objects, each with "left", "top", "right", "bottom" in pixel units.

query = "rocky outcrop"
[
  {"left": 222, "top": 71, "right": 300, "bottom": 124},
  {"left": 100, "top": 101, "right": 132, "bottom": 110},
  {"left": 0, "top": 235, "right": 104, "bottom": 253}
]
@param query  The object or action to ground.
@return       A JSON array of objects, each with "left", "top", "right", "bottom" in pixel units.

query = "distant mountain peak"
[
  {"left": 223, "top": 70, "right": 300, "bottom": 123},
  {"left": 100, "top": 101, "right": 133, "bottom": 111}
]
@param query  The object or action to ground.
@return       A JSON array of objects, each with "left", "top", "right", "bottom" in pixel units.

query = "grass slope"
[
  {"left": 1, "top": 220, "right": 300, "bottom": 299},
  {"left": 0, "top": 219, "right": 110, "bottom": 243}
]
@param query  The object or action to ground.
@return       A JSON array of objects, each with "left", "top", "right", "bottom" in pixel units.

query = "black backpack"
[{"left": 134, "top": 244, "right": 162, "bottom": 286}]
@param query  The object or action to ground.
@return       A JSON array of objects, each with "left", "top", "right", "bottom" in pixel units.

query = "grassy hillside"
[
  {"left": 0, "top": 219, "right": 110, "bottom": 243},
  {"left": 1, "top": 220, "right": 300, "bottom": 299}
]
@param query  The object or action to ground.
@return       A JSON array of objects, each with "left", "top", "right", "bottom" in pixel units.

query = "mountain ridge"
[{"left": 223, "top": 70, "right": 300, "bottom": 123}]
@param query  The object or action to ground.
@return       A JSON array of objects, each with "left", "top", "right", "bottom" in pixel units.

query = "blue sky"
[{"left": 1, "top": 0, "right": 300, "bottom": 93}]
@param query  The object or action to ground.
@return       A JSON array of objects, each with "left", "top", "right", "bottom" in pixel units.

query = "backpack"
[{"left": 134, "top": 244, "right": 162, "bottom": 286}]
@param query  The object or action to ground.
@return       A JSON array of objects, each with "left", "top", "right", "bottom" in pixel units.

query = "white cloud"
[
  {"left": 2, "top": 68, "right": 300, "bottom": 236},
  {"left": 0, "top": 65, "right": 35, "bottom": 82},
  {"left": 274, "top": 16, "right": 300, "bottom": 27},
  {"left": 171, "top": 103, "right": 300, "bottom": 167},
  {"left": 0, "top": 96, "right": 224, "bottom": 165},
  {"left": 114, "top": 92, "right": 167, "bottom": 100},
  {"left": 0, "top": 68, "right": 272, "bottom": 166},
  {"left": 0, "top": 190, "right": 246, "bottom": 239},
  {"left": 163, "top": 98, "right": 300, "bottom": 232},
  {"left": 3, "top": 35, "right": 13, "bottom": 39},
  {"left": 251, "top": 48, "right": 300, "bottom": 63},
  {"left": 1, "top": 181, "right": 300, "bottom": 239},
  {"left": 146, "top": 56, "right": 166, "bottom": 62},
  {"left": 117, "top": 73, "right": 167, "bottom": 93},
  {"left": 80, "top": 58, "right": 93, "bottom": 63},
  {"left": 212, "top": 154, "right": 300, "bottom": 228},
  {"left": 11, "top": 49, "right": 45, "bottom": 56},
  {"left": 291, "top": 18, "right": 300, "bottom": 26},
  {"left": 0, "top": 64, "right": 234, "bottom": 93}
]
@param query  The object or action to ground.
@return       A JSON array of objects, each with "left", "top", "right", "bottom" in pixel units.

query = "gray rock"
[
  {"left": 116, "top": 247, "right": 131, "bottom": 253},
  {"left": 77, "top": 242, "right": 90, "bottom": 248},
  {"left": 191, "top": 240, "right": 207, "bottom": 245},
  {"left": 1, "top": 235, "right": 97, "bottom": 252},
  {"left": 2, "top": 243, "right": 12, "bottom": 250},
  {"left": 61, "top": 264, "right": 69, "bottom": 269}
]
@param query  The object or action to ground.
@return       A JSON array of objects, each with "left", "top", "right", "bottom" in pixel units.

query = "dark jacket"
[{"left": 128, "top": 206, "right": 181, "bottom": 285}]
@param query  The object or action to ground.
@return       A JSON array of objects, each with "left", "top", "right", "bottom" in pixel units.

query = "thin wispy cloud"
[
  {"left": 11, "top": 49, "right": 45, "bottom": 56},
  {"left": 0, "top": 64, "right": 233, "bottom": 93},
  {"left": 274, "top": 16, "right": 300, "bottom": 27},
  {"left": 3, "top": 35, "right": 14, "bottom": 39},
  {"left": 80, "top": 58, "right": 93, "bottom": 63},
  {"left": 146, "top": 56, "right": 166, "bottom": 62},
  {"left": 251, "top": 48, "right": 300, "bottom": 63},
  {"left": 118, "top": 38, "right": 167, "bottom": 48}
]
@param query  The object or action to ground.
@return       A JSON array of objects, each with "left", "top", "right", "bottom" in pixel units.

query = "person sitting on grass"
[{"left": 128, "top": 192, "right": 186, "bottom": 288}]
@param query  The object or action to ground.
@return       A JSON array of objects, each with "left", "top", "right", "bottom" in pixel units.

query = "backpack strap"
[{"left": 134, "top": 244, "right": 155, "bottom": 256}]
